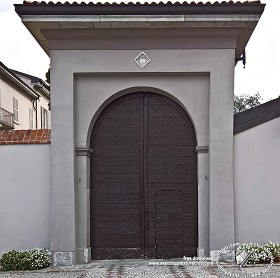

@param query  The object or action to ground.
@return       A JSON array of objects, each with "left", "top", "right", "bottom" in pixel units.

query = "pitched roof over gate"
[
  {"left": 16, "top": 0, "right": 265, "bottom": 17},
  {"left": 15, "top": 0, "right": 265, "bottom": 56},
  {"left": 21, "top": 0, "right": 263, "bottom": 6}
]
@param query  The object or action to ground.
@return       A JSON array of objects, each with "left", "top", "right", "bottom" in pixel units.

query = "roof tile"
[{"left": 22, "top": 0, "right": 262, "bottom": 5}]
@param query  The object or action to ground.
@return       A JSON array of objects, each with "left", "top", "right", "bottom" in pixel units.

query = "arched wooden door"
[{"left": 90, "top": 92, "right": 197, "bottom": 259}]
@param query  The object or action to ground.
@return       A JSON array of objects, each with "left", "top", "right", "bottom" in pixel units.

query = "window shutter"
[
  {"left": 13, "top": 97, "right": 19, "bottom": 122},
  {"left": 40, "top": 106, "right": 43, "bottom": 129},
  {"left": 45, "top": 110, "right": 48, "bottom": 129},
  {"left": 29, "top": 108, "right": 33, "bottom": 129},
  {"left": 48, "top": 111, "right": 51, "bottom": 129}
]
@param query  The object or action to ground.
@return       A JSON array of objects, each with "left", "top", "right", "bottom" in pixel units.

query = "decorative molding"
[
  {"left": 76, "top": 147, "right": 93, "bottom": 157},
  {"left": 195, "top": 146, "right": 209, "bottom": 153}
]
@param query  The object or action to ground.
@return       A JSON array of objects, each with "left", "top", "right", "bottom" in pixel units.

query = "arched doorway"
[{"left": 90, "top": 92, "right": 197, "bottom": 259}]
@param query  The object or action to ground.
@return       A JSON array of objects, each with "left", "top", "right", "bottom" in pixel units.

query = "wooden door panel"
[{"left": 91, "top": 95, "right": 143, "bottom": 259}]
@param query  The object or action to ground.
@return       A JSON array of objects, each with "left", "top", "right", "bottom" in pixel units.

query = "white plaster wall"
[
  {"left": 0, "top": 144, "right": 51, "bottom": 256},
  {"left": 234, "top": 117, "right": 280, "bottom": 244}
]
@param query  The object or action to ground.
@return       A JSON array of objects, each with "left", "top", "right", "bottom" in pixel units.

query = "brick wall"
[{"left": 0, "top": 129, "right": 51, "bottom": 145}]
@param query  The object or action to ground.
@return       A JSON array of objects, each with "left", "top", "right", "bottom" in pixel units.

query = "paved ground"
[{"left": 0, "top": 259, "right": 279, "bottom": 278}]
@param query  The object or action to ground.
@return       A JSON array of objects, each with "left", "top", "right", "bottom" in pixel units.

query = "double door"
[{"left": 90, "top": 92, "right": 197, "bottom": 259}]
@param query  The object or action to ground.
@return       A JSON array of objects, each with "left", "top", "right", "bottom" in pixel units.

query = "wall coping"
[
  {"left": 234, "top": 97, "right": 280, "bottom": 134},
  {"left": 0, "top": 129, "right": 51, "bottom": 145}
]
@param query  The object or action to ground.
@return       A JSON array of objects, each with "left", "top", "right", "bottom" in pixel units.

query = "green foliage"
[
  {"left": 45, "top": 67, "right": 50, "bottom": 84},
  {"left": 0, "top": 248, "right": 51, "bottom": 271},
  {"left": 237, "top": 242, "right": 280, "bottom": 264},
  {"left": 234, "top": 92, "right": 262, "bottom": 114}
]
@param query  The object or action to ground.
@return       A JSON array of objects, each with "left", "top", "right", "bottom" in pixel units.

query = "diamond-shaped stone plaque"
[{"left": 135, "top": 52, "right": 151, "bottom": 69}]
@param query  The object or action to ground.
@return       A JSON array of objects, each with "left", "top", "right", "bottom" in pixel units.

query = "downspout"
[
  {"left": 32, "top": 83, "right": 44, "bottom": 129},
  {"left": 32, "top": 96, "right": 40, "bottom": 130}
]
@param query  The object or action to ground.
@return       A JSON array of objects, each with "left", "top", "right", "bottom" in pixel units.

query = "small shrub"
[
  {"left": 0, "top": 248, "right": 51, "bottom": 271},
  {"left": 237, "top": 242, "right": 280, "bottom": 264}
]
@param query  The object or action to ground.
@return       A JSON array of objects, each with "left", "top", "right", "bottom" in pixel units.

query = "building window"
[
  {"left": 13, "top": 97, "right": 19, "bottom": 122},
  {"left": 42, "top": 107, "right": 48, "bottom": 129},
  {"left": 29, "top": 108, "right": 33, "bottom": 129}
]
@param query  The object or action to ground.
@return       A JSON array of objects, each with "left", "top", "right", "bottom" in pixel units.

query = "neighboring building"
[
  {"left": 12, "top": 69, "right": 51, "bottom": 129},
  {"left": 1, "top": 0, "right": 269, "bottom": 266},
  {"left": 0, "top": 61, "right": 50, "bottom": 130}
]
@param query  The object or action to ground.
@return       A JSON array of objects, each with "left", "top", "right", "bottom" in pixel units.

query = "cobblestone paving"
[{"left": 0, "top": 260, "right": 279, "bottom": 278}]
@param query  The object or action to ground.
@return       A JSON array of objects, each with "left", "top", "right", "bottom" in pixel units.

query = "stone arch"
[{"left": 86, "top": 87, "right": 197, "bottom": 148}]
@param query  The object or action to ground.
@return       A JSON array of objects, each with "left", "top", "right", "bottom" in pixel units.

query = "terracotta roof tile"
[
  {"left": 22, "top": 0, "right": 262, "bottom": 5},
  {"left": 17, "top": 0, "right": 264, "bottom": 16}
]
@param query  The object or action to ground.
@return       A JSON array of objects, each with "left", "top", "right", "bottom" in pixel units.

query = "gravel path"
[{"left": 0, "top": 260, "right": 279, "bottom": 278}]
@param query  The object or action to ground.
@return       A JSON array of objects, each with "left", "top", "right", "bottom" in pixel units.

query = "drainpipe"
[
  {"left": 32, "top": 83, "right": 44, "bottom": 130},
  {"left": 32, "top": 96, "right": 40, "bottom": 130}
]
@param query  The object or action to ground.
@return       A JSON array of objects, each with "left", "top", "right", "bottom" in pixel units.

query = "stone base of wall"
[
  {"left": 52, "top": 251, "right": 75, "bottom": 266},
  {"left": 198, "top": 248, "right": 205, "bottom": 257},
  {"left": 77, "top": 247, "right": 91, "bottom": 264},
  {"left": 211, "top": 250, "right": 235, "bottom": 263},
  {"left": 52, "top": 248, "right": 91, "bottom": 266}
]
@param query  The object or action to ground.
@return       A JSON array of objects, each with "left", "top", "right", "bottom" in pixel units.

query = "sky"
[{"left": 0, "top": 0, "right": 279, "bottom": 101}]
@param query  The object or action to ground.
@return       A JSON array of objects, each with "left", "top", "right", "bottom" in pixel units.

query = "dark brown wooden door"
[{"left": 90, "top": 92, "right": 197, "bottom": 260}]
